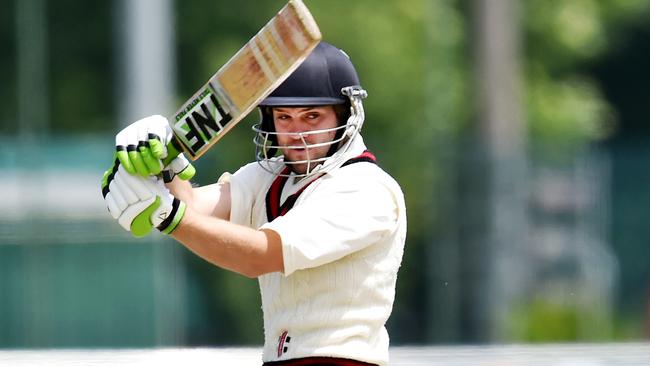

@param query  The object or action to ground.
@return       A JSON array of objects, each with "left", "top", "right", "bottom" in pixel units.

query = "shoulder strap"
[
  {"left": 265, "top": 150, "right": 377, "bottom": 222},
  {"left": 341, "top": 150, "right": 377, "bottom": 167}
]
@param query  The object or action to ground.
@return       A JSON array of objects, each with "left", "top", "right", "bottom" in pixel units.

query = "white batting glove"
[
  {"left": 115, "top": 115, "right": 195, "bottom": 182},
  {"left": 101, "top": 162, "right": 186, "bottom": 237}
]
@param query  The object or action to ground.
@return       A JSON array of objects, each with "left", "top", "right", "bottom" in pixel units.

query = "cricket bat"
[{"left": 162, "top": 0, "right": 321, "bottom": 166}]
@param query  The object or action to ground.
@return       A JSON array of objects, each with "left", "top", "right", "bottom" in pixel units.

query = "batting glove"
[
  {"left": 101, "top": 158, "right": 186, "bottom": 237},
  {"left": 115, "top": 115, "right": 195, "bottom": 182}
]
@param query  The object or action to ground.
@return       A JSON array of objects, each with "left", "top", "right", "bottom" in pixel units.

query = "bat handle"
[{"left": 160, "top": 138, "right": 196, "bottom": 181}]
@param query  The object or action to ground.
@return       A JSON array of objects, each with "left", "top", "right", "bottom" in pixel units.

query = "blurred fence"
[{"left": 0, "top": 137, "right": 189, "bottom": 347}]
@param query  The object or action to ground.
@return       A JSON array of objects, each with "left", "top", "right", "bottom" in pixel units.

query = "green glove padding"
[{"left": 115, "top": 115, "right": 195, "bottom": 180}]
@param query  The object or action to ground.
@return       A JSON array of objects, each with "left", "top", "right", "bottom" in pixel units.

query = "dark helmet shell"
[{"left": 259, "top": 41, "right": 361, "bottom": 107}]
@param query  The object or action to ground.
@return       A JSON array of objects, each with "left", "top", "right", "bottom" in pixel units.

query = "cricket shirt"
[{"left": 226, "top": 135, "right": 406, "bottom": 366}]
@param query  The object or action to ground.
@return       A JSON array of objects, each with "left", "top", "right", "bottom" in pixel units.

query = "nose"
[
  {"left": 286, "top": 124, "right": 306, "bottom": 140},
  {"left": 287, "top": 131, "right": 303, "bottom": 141}
]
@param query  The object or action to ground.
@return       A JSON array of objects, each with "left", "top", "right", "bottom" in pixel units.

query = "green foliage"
[
  {"left": 526, "top": 70, "right": 614, "bottom": 155},
  {"left": 521, "top": 0, "right": 650, "bottom": 157},
  {"left": 0, "top": 1, "right": 16, "bottom": 134},
  {"left": 2, "top": 0, "right": 650, "bottom": 346},
  {"left": 509, "top": 299, "right": 582, "bottom": 342},
  {"left": 51, "top": 0, "right": 115, "bottom": 133},
  {"left": 508, "top": 296, "right": 647, "bottom": 342}
]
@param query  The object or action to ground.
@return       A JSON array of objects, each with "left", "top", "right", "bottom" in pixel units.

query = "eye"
[{"left": 305, "top": 112, "right": 320, "bottom": 120}]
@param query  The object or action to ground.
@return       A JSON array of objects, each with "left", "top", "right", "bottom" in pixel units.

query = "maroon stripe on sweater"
[{"left": 265, "top": 151, "right": 377, "bottom": 222}]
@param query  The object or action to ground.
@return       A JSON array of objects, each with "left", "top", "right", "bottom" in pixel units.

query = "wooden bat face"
[{"left": 169, "top": 0, "right": 322, "bottom": 160}]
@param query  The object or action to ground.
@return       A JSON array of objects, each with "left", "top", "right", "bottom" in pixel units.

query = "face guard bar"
[{"left": 252, "top": 86, "right": 368, "bottom": 178}]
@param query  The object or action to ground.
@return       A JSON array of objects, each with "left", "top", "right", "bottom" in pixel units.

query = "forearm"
[{"left": 171, "top": 207, "right": 284, "bottom": 278}]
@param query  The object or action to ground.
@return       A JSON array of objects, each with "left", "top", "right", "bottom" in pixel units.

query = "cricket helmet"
[{"left": 253, "top": 41, "right": 368, "bottom": 177}]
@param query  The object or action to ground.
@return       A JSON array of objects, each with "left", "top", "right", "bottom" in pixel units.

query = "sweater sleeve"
[{"left": 227, "top": 162, "right": 266, "bottom": 227}]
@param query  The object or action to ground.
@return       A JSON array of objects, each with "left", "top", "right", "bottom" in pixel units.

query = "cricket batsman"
[{"left": 102, "top": 41, "right": 406, "bottom": 366}]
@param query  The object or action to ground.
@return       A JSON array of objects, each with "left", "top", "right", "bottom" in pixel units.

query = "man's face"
[{"left": 272, "top": 105, "right": 339, "bottom": 174}]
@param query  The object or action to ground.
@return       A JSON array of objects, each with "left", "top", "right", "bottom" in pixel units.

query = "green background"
[{"left": 1, "top": 0, "right": 650, "bottom": 347}]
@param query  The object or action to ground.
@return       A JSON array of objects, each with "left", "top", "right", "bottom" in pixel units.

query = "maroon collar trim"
[{"left": 265, "top": 151, "right": 377, "bottom": 222}]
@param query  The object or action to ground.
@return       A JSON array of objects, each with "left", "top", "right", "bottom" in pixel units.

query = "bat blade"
[{"left": 167, "top": 0, "right": 321, "bottom": 162}]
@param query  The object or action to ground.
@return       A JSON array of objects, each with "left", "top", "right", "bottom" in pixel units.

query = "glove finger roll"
[
  {"left": 139, "top": 144, "right": 163, "bottom": 175},
  {"left": 128, "top": 145, "right": 149, "bottom": 177},
  {"left": 115, "top": 146, "right": 135, "bottom": 175},
  {"left": 108, "top": 180, "right": 129, "bottom": 211},
  {"left": 116, "top": 166, "right": 154, "bottom": 201},
  {"left": 142, "top": 175, "right": 169, "bottom": 195},
  {"left": 113, "top": 173, "right": 140, "bottom": 204},
  {"left": 105, "top": 193, "right": 122, "bottom": 219},
  {"left": 148, "top": 136, "right": 167, "bottom": 160}
]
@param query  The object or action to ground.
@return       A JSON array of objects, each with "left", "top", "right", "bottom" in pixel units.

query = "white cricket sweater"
[{"left": 227, "top": 136, "right": 406, "bottom": 365}]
